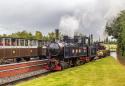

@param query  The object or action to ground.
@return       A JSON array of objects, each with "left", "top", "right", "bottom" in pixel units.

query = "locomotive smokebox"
[{"left": 48, "top": 42, "right": 64, "bottom": 56}]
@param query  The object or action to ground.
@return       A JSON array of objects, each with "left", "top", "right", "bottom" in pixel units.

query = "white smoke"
[
  {"left": 59, "top": 0, "right": 125, "bottom": 40},
  {"left": 59, "top": 16, "right": 79, "bottom": 37}
]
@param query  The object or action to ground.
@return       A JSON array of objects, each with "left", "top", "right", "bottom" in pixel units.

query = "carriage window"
[
  {"left": 83, "top": 47, "right": 87, "bottom": 53},
  {"left": 12, "top": 39, "right": 16, "bottom": 46},
  {"left": 27, "top": 40, "right": 31, "bottom": 46},
  {"left": 38, "top": 41, "right": 42, "bottom": 47},
  {"left": 0, "top": 38, "right": 3, "bottom": 46},
  {"left": 79, "top": 49, "right": 81, "bottom": 53},
  {"left": 31, "top": 40, "right": 37, "bottom": 46},
  {"left": 28, "top": 40, "right": 31, "bottom": 46},
  {"left": 5, "top": 39, "right": 11, "bottom": 46},
  {"left": 20, "top": 40, "right": 24, "bottom": 46},
  {"left": 76, "top": 49, "right": 78, "bottom": 53},
  {"left": 25, "top": 40, "right": 28, "bottom": 46},
  {"left": 17, "top": 39, "right": 19, "bottom": 46},
  {"left": 83, "top": 49, "right": 87, "bottom": 53},
  {"left": 72, "top": 49, "right": 75, "bottom": 53}
]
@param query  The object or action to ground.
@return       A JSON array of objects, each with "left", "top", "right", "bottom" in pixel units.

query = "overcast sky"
[{"left": 0, "top": 0, "right": 125, "bottom": 39}]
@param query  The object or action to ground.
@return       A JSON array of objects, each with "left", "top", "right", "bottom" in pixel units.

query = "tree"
[
  {"left": 35, "top": 31, "right": 43, "bottom": 40},
  {"left": 27, "top": 32, "right": 34, "bottom": 39},
  {"left": 105, "top": 10, "right": 125, "bottom": 56},
  {"left": 2, "top": 34, "right": 7, "bottom": 37},
  {"left": 48, "top": 32, "right": 56, "bottom": 41}
]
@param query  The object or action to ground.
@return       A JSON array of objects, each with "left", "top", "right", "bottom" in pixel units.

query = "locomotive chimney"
[
  {"left": 82, "top": 36, "right": 86, "bottom": 44},
  {"left": 63, "top": 36, "right": 69, "bottom": 43},
  {"left": 88, "top": 35, "right": 91, "bottom": 45},
  {"left": 55, "top": 29, "right": 59, "bottom": 40},
  {"left": 90, "top": 34, "right": 93, "bottom": 44}
]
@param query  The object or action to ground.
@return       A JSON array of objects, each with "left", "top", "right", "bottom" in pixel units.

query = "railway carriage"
[
  {"left": 96, "top": 42, "right": 110, "bottom": 58},
  {"left": 0, "top": 37, "right": 47, "bottom": 64}
]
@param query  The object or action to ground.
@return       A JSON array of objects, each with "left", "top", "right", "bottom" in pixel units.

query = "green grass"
[{"left": 17, "top": 57, "right": 125, "bottom": 86}]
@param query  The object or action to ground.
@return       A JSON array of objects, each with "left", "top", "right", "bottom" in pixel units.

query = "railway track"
[
  {"left": 4, "top": 71, "right": 50, "bottom": 86},
  {"left": 0, "top": 59, "right": 49, "bottom": 85}
]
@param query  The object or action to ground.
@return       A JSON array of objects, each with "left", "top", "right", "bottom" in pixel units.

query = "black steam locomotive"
[{"left": 47, "top": 34, "right": 97, "bottom": 71}]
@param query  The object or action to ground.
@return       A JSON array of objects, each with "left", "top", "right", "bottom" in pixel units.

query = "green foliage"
[
  {"left": 106, "top": 10, "right": 125, "bottom": 56},
  {"left": 17, "top": 57, "right": 125, "bottom": 86},
  {"left": 34, "top": 31, "right": 43, "bottom": 40},
  {"left": 0, "top": 30, "right": 62, "bottom": 41},
  {"left": 7, "top": 31, "right": 34, "bottom": 39},
  {"left": 48, "top": 32, "right": 56, "bottom": 41}
]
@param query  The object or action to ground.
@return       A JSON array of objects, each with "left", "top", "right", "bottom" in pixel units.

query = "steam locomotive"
[{"left": 47, "top": 35, "right": 98, "bottom": 71}]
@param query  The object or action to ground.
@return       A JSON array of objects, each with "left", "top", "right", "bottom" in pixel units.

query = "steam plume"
[{"left": 59, "top": 0, "right": 125, "bottom": 40}]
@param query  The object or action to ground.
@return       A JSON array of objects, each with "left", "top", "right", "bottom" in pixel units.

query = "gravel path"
[{"left": 0, "top": 69, "right": 49, "bottom": 86}]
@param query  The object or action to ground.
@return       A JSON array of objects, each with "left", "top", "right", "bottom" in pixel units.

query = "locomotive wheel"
[
  {"left": 60, "top": 61, "right": 69, "bottom": 69},
  {"left": 80, "top": 60, "right": 85, "bottom": 65},
  {"left": 69, "top": 59, "right": 73, "bottom": 67},
  {"left": 76, "top": 59, "right": 81, "bottom": 66},
  {"left": 16, "top": 58, "right": 22, "bottom": 63},
  {"left": 39, "top": 55, "right": 46, "bottom": 60},
  {"left": 86, "top": 57, "right": 90, "bottom": 63},
  {"left": 60, "top": 63, "right": 64, "bottom": 70},
  {"left": 23, "top": 57, "right": 30, "bottom": 61}
]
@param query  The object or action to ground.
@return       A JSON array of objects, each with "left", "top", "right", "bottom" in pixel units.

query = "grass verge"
[{"left": 17, "top": 57, "right": 125, "bottom": 86}]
